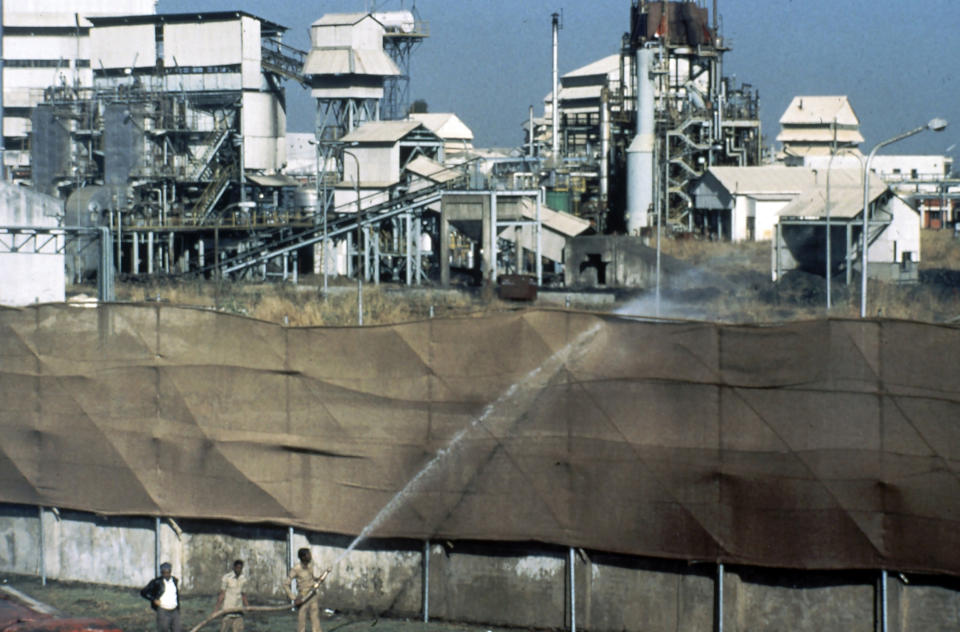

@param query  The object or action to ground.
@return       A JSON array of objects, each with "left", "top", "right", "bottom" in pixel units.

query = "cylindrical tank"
[
  {"left": 296, "top": 188, "right": 318, "bottom": 215},
  {"left": 64, "top": 185, "right": 112, "bottom": 282},
  {"left": 372, "top": 11, "right": 415, "bottom": 33},
  {"left": 626, "top": 48, "right": 656, "bottom": 235}
]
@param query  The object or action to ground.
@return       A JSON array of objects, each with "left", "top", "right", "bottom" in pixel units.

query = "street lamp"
[
  {"left": 343, "top": 149, "right": 362, "bottom": 325},
  {"left": 860, "top": 118, "right": 947, "bottom": 318},
  {"left": 307, "top": 138, "right": 329, "bottom": 297}
]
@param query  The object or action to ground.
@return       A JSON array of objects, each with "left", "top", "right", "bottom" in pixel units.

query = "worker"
[
  {"left": 284, "top": 548, "right": 330, "bottom": 632},
  {"left": 140, "top": 562, "right": 183, "bottom": 632},
  {"left": 214, "top": 559, "right": 249, "bottom": 632}
]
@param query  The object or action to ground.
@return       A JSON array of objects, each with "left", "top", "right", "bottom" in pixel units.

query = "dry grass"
[
  {"left": 96, "top": 278, "right": 514, "bottom": 327},
  {"left": 920, "top": 229, "right": 960, "bottom": 269},
  {"left": 630, "top": 231, "right": 960, "bottom": 324},
  {"left": 659, "top": 235, "right": 770, "bottom": 274},
  {"left": 71, "top": 230, "right": 960, "bottom": 326}
]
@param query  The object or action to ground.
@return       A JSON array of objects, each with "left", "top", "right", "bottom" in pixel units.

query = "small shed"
[
  {"left": 334, "top": 120, "right": 443, "bottom": 212},
  {"left": 773, "top": 171, "right": 920, "bottom": 283}
]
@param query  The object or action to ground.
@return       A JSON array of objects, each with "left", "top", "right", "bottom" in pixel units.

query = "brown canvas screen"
[{"left": 1, "top": 304, "right": 959, "bottom": 575}]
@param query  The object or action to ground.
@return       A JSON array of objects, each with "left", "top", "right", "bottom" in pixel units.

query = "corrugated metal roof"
[
  {"left": 520, "top": 200, "right": 591, "bottom": 237},
  {"left": 409, "top": 113, "right": 474, "bottom": 141},
  {"left": 779, "top": 96, "right": 860, "bottom": 127},
  {"left": 560, "top": 85, "right": 603, "bottom": 101},
  {"left": 88, "top": 11, "right": 286, "bottom": 34},
  {"left": 707, "top": 166, "right": 817, "bottom": 195},
  {"left": 303, "top": 47, "right": 399, "bottom": 76},
  {"left": 778, "top": 175, "right": 889, "bottom": 219},
  {"left": 311, "top": 13, "right": 375, "bottom": 27},
  {"left": 405, "top": 155, "right": 462, "bottom": 183},
  {"left": 246, "top": 174, "right": 299, "bottom": 187},
  {"left": 563, "top": 54, "right": 621, "bottom": 79},
  {"left": 342, "top": 120, "right": 424, "bottom": 143},
  {"left": 777, "top": 127, "right": 864, "bottom": 143}
]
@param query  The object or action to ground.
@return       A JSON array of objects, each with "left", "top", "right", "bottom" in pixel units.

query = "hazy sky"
[{"left": 158, "top": 0, "right": 960, "bottom": 161}]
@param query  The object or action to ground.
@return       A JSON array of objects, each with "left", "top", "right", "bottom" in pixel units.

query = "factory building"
[
  {"left": 25, "top": 9, "right": 304, "bottom": 281},
  {"left": 1, "top": 0, "right": 157, "bottom": 180},
  {"left": 776, "top": 95, "right": 863, "bottom": 164},
  {"left": 536, "top": 1, "right": 762, "bottom": 241},
  {"left": 779, "top": 96, "right": 959, "bottom": 231},
  {"left": 691, "top": 166, "right": 817, "bottom": 242}
]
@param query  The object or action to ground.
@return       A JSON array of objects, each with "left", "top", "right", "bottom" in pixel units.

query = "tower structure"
[
  {"left": 374, "top": 10, "right": 428, "bottom": 121},
  {"left": 623, "top": 0, "right": 761, "bottom": 232},
  {"left": 302, "top": 13, "right": 400, "bottom": 215}
]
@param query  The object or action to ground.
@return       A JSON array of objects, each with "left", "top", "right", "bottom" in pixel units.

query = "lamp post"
[
  {"left": 343, "top": 149, "right": 362, "bottom": 325},
  {"left": 860, "top": 118, "right": 947, "bottom": 318}
]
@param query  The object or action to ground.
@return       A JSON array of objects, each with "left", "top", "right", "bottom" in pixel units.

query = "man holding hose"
[{"left": 284, "top": 548, "right": 330, "bottom": 632}]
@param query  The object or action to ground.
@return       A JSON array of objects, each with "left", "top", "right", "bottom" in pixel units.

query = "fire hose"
[{"left": 187, "top": 570, "right": 331, "bottom": 632}]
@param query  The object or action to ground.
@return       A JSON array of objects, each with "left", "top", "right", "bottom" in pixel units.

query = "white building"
[
  {"left": 333, "top": 120, "right": 443, "bottom": 213},
  {"left": 1, "top": 0, "right": 157, "bottom": 178},
  {"left": 803, "top": 153, "right": 955, "bottom": 229},
  {"left": 692, "top": 166, "right": 819, "bottom": 241},
  {"left": 776, "top": 96, "right": 863, "bottom": 165},
  {"left": 408, "top": 112, "right": 474, "bottom": 156},
  {"left": 85, "top": 11, "right": 289, "bottom": 175}
]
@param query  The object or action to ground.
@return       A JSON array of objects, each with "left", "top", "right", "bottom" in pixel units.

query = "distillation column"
[{"left": 626, "top": 47, "right": 656, "bottom": 234}]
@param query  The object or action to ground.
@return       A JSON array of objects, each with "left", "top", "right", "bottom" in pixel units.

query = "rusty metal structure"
[{"left": 542, "top": 1, "right": 761, "bottom": 235}]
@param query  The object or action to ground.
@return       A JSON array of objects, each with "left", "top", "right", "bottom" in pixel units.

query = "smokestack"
[
  {"left": 600, "top": 86, "right": 610, "bottom": 203},
  {"left": 551, "top": 12, "right": 560, "bottom": 158},
  {"left": 626, "top": 48, "right": 656, "bottom": 234},
  {"left": 529, "top": 105, "right": 535, "bottom": 157}
]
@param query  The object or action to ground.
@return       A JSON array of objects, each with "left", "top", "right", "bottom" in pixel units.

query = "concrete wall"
[{"left": 3, "top": 503, "right": 960, "bottom": 631}]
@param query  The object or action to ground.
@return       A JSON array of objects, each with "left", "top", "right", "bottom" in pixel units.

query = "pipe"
[
  {"left": 154, "top": 516, "right": 161, "bottom": 577},
  {"left": 97, "top": 227, "right": 114, "bottom": 302},
  {"left": 38, "top": 506, "right": 45, "bottom": 586},
  {"left": 529, "top": 105, "right": 535, "bottom": 157},
  {"left": 551, "top": 13, "right": 560, "bottom": 158},
  {"left": 405, "top": 212, "right": 412, "bottom": 286},
  {"left": 414, "top": 217, "right": 422, "bottom": 286},
  {"left": 147, "top": 232, "right": 154, "bottom": 275},
  {"left": 287, "top": 526, "right": 294, "bottom": 570},
  {"left": 716, "top": 563, "right": 724, "bottom": 632},
  {"left": 568, "top": 546, "right": 576, "bottom": 632},
  {"left": 422, "top": 540, "right": 430, "bottom": 622},
  {"left": 600, "top": 87, "right": 610, "bottom": 204},
  {"left": 536, "top": 189, "right": 543, "bottom": 286},
  {"left": 491, "top": 192, "right": 498, "bottom": 282},
  {"left": 879, "top": 569, "right": 887, "bottom": 632}
]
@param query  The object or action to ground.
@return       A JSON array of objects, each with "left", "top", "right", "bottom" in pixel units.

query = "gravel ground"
[{"left": 1, "top": 574, "right": 516, "bottom": 632}]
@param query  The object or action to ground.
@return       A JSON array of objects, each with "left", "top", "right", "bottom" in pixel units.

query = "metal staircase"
[
  {"left": 193, "top": 166, "right": 234, "bottom": 225},
  {"left": 190, "top": 121, "right": 233, "bottom": 181},
  {"left": 262, "top": 39, "right": 308, "bottom": 87}
]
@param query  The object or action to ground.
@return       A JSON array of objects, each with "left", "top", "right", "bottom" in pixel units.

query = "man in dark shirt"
[{"left": 140, "top": 562, "right": 183, "bottom": 632}]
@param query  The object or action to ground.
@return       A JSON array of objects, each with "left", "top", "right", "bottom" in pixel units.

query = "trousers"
[
  {"left": 297, "top": 596, "right": 321, "bottom": 632},
  {"left": 156, "top": 608, "right": 183, "bottom": 632}
]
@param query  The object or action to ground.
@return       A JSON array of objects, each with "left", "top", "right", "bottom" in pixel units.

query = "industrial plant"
[
  {"left": 2, "top": 2, "right": 960, "bottom": 632},
  {"left": 2, "top": 0, "right": 768, "bottom": 301}
]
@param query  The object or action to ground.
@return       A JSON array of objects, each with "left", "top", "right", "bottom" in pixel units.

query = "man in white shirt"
[
  {"left": 140, "top": 562, "right": 183, "bottom": 632},
  {"left": 214, "top": 559, "right": 249, "bottom": 632}
]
